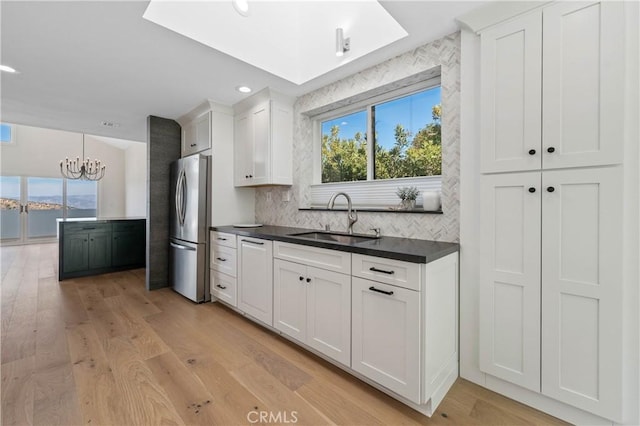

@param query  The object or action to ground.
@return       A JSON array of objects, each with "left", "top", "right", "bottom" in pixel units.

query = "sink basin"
[{"left": 290, "top": 231, "right": 378, "bottom": 245}]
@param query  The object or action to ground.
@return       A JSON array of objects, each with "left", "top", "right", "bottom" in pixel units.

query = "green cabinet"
[
  {"left": 59, "top": 219, "right": 145, "bottom": 280},
  {"left": 62, "top": 233, "right": 89, "bottom": 273},
  {"left": 112, "top": 221, "right": 145, "bottom": 267}
]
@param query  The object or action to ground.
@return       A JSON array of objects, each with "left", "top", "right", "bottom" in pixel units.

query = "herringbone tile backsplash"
[{"left": 255, "top": 32, "right": 460, "bottom": 242}]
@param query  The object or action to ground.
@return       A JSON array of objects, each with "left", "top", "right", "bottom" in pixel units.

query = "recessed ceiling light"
[
  {"left": 236, "top": 86, "right": 252, "bottom": 93},
  {"left": 101, "top": 121, "right": 120, "bottom": 128},
  {"left": 0, "top": 65, "right": 18, "bottom": 73},
  {"left": 232, "top": 0, "right": 250, "bottom": 17}
]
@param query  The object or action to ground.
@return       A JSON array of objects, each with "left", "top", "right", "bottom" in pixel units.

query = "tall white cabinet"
[{"left": 477, "top": 1, "right": 629, "bottom": 422}]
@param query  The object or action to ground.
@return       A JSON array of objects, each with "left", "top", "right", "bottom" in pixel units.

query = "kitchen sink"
[{"left": 290, "top": 231, "right": 378, "bottom": 245}]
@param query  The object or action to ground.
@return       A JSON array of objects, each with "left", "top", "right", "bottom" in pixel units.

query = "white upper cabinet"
[
  {"left": 542, "top": 2, "right": 624, "bottom": 169},
  {"left": 480, "top": 11, "right": 542, "bottom": 173},
  {"left": 233, "top": 89, "right": 293, "bottom": 187},
  {"left": 481, "top": 2, "right": 624, "bottom": 173},
  {"left": 182, "top": 111, "right": 211, "bottom": 157}
]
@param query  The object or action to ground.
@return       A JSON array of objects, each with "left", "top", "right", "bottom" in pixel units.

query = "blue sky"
[{"left": 321, "top": 86, "right": 441, "bottom": 150}]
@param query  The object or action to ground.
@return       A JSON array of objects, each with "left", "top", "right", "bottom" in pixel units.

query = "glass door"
[
  {"left": 26, "top": 177, "right": 63, "bottom": 240},
  {"left": 0, "top": 176, "right": 23, "bottom": 242},
  {"left": 0, "top": 176, "right": 96, "bottom": 245}
]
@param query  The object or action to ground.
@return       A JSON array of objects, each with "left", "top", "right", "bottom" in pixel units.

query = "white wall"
[
  {"left": 0, "top": 124, "right": 126, "bottom": 217},
  {"left": 124, "top": 142, "right": 147, "bottom": 217},
  {"left": 254, "top": 33, "right": 461, "bottom": 241}
]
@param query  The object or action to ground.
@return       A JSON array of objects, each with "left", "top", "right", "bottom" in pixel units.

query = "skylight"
[{"left": 142, "top": 0, "right": 408, "bottom": 85}]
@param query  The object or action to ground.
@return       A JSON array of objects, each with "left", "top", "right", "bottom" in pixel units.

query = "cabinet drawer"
[
  {"left": 352, "top": 254, "right": 421, "bottom": 291},
  {"left": 63, "top": 222, "right": 110, "bottom": 234},
  {"left": 210, "top": 245, "right": 237, "bottom": 277},
  {"left": 273, "top": 241, "right": 351, "bottom": 274},
  {"left": 211, "top": 231, "right": 236, "bottom": 248},
  {"left": 112, "top": 220, "right": 144, "bottom": 233},
  {"left": 210, "top": 271, "right": 237, "bottom": 307}
]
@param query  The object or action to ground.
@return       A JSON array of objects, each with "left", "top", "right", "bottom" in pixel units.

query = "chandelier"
[{"left": 60, "top": 134, "right": 106, "bottom": 181}]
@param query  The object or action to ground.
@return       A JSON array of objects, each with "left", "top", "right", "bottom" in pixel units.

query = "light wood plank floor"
[{"left": 1, "top": 243, "right": 567, "bottom": 425}]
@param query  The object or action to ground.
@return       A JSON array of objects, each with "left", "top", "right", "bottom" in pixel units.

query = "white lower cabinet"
[
  {"left": 479, "top": 167, "right": 624, "bottom": 421},
  {"left": 274, "top": 258, "right": 351, "bottom": 366},
  {"left": 238, "top": 236, "right": 273, "bottom": 326},
  {"left": 351, "top": 276, "right": 421, "bottom": 403},
  {"left": 210, "top": 231, "right": 238, "bottom": 307}
]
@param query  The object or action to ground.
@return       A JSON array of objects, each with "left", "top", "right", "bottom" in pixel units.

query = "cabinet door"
[
  {"left": 306, "top": 266, "right": 351, "bottom": 366},
  {"left": 541, "top": 167, "right": 623, "bottom": 420},
  {"left": 234, "top": 112, "right": 253, "bottom": 186},
  {"left": 183, "top": 112, "right": 211, "bottom": 157},
  {"left": 273, "top": 259, "right": 307, "bottom": 343},
  {"left": 251, "top": 102, "right": 270, "bottom": 185},
  {"left": 88, "top": 231, "right": 111, "bottom": 270},
  {"left": 62, "top": 233, "right": 89, "bottom": 273},
  {"left": 480, "top": 10, "right": 542, "bottom": 173},
  {"left": 479, "top": 172, "right": 541, "bottom": 392},
  {"left": 237, "top": 237, "right": 273, "bottom": 325},
  {"left": 111, "top": 222, "right": 146, "bottom": 266},
  {"left": 542, "top": 2, "right": 624, "bottom": 169},
  {"left": 352, "top": 277, "right": 420, "bottom": 403}
]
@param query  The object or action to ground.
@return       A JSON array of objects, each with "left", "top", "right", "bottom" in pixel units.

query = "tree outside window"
[{"left": 320, "top": 86, "right": 441, "bottom": 184}]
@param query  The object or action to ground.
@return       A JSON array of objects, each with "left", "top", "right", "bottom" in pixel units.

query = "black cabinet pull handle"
[
  {"left": 528, "top": 149, "right": 536, "bottom": 155},
  {"left": 217, "top": 237, "right": 227, "bottom": 241},
  {"left": 547, "top": 187, "right": 555, "bottom": 193},
  {"left": 306, "top": 278, "right": 311, "bottom": 283},
  {"left": 299, "top": 276, "right": 304, "bottom": 281},
  {"left": 242, "top": 239, "right": 264, "bottom": 245},
  {"left": 82, "top": 227, "right": 96, "bottom": 230},
  {"left": 369, "top": 286, "right": 394, "bottom": 296},
  {"left": 90, "top": 239, "right": 94, "bottom": 241},
  {"left": 369, "top": 267, "right": 395, "bottom": 275},
  {"left": 216, "top": 284, "right": 227, "bottom": 290},
  {"left": 528, "top": 187, "right": 536, "bottom": 193},
  {"left": 547, "top": 147, "right": 555, "bottom": 153},
  {"left": 190, "top": 143, "right": 196, "bottom": 147},
  {"left": 216, "top": 257, "right": 227, "bottom": 262}
]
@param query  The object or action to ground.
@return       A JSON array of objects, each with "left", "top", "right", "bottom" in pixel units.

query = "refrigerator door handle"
[
  {"left": 181, "top": 170, "right": 188, "bottom": 225},
  {"left": 175, "top": 169, "right": 183, "bottom": 226},
  {"left": 170, "top": 242, "right": 196, "bottom": 251}
]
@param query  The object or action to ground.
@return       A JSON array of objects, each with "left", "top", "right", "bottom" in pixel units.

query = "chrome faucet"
[{"left": 327, "top": 192, "right": 358, "bottom": 234}]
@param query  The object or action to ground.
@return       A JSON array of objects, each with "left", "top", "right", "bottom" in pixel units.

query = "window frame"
[
  {"left": 0, "top": 123, "right": 16, "bottom": 145},
  {"left": 313, "top": 76, "right": 442, "bottom": 185}
]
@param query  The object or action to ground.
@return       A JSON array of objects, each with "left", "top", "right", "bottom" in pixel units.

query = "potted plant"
[{"left": 396, "top": 186, "right": 419, "bottom": 210}]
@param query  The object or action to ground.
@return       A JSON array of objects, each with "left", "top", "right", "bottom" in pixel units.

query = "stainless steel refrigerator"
[{"left": 169, "top": 154, "right": 210, "bottom": 302}]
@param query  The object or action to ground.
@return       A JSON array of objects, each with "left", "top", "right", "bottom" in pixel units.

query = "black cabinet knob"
[
  {"left": 547, "top": 186, "right": 555, "bottom": 192},
  {"left": 299, "top": 276, "right": 304, "bottom": 281},
  {"left": 306, "top": 278, "right": 311, "bottom": 283},
  {"left": 547, "top": 147, "right": 555, "bottom": 153},
  {"left": 249, "top": 175, "right": 253, "bottom": 178},
  {"left": 245, "top": 175, "right": 249, "bottom": 179},
  {"left": 528, "top": 149, "right": 536, "bottom": 155},
  {"left": 528, "top": 187, "right": 536, "bottom": 193}
]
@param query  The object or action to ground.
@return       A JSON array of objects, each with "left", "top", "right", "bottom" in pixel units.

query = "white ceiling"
[{"left": 0, "top": 1, "right": 486, "bottom": 143}]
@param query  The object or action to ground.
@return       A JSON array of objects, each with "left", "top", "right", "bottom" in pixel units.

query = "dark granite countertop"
[{"left": 210, "top": 225, "right": 458, "bottom": 264}]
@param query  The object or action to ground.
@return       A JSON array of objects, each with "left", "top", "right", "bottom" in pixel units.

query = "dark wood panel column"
[{"left": 146, "top": 116, "right": 181, "bottom": 290}]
